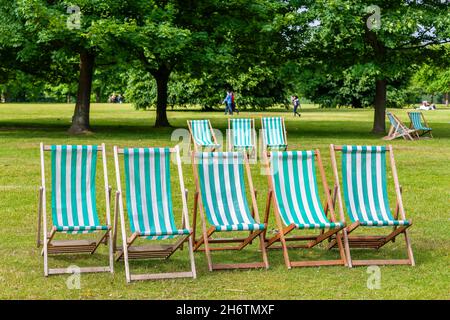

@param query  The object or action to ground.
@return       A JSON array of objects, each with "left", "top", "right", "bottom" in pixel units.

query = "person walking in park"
[
  {"left": 292, "top": 95, "right": 301, "bottom": 117},
  {"left": 223, "top": 90, "right": 233, "bottom": 115}
]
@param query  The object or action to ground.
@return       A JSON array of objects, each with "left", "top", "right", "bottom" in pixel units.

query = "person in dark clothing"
[
  {"left": 292, "top": 95, "right": 301, "bottom": 117},
  {"left": 223, "top": 90, "right": 233, "bottom": 115}
]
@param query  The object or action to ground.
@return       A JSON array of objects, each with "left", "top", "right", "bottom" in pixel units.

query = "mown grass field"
[{"left": 0, "top": 103, "right": 448, "bottom": 299}]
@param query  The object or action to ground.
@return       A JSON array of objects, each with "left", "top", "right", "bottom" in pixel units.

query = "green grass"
[{"left": 0, "top": 103, "right": 449, "bottom": 299}]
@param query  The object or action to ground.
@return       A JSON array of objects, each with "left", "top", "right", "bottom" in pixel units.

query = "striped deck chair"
[
  {"left": 408, "top": 111, "right": 433, "bottom": 138},
  {"left": 192, "top": 152, "right": 269, "bottom": 271},
  {"left": 383, "top": 112, "right": 418, "bottom": 140},
  {"left": 187, "top": 119, "right": 220, "bottom": 151},
  {"left": 329, "top": 145, "right": 415, "bottom": 267},
  {"left": 264, "top": 150, "right": 348, "bottom": 268},
  {"left": 113, "top": 146, "right": 196, "bottom": 282},
  {"left": 261, "top": 117, "right": 287, "bottom": 154},
  {"left": 228, "top": 118, "right": 257, "bottom": 159},
  {"left": 37, "top": 143, "right": 113, "bottom": 276}
]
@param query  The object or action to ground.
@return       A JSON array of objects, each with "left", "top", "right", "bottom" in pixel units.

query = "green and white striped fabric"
[
  {"left": 196, "top": 152, "right": 265, "bottom": 232},
  {"left": 270, "top": 151, "right": 343, "bottom": 229},
  {"left": 189, "top": 120, "right": 220, "bottom": 148},
  {"left": 341, "top": 146, "right": 410, "bottom": 226},
  {"left": 262, "top": 117, "right": 287, "bottom": 150},
  {"left": 123, "top": 148, "right": 190, "bottom": 240},
  {"left": 51, "top": 145, "right": 107, "bottom": 234},
  {"left": 386, "top": 112, "right": 404, "bottom": 134},
  {"left": 409, "top": 112, "right": 431, "bottom": 131},
  {"left": 230, "top": 118, "right": 254, "bottom": 150}
]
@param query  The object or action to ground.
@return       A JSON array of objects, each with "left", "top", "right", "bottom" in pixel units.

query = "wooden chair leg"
[
  {"left": 258, "top": 233, "right": 269, "bottom": 269},
  {"left": 342, "top": 228, "right": 352, "bottom": 268},
  {"left": 37, "top": 187, "right": 43, "bottom": 248},
  {"left": 335, "top": 231, "right": 348, "bottom": 266},
  {"left": 203, "top": 230, "right": 213, "bottom": 272},
  {"left": 113, "top": 191, "right": 119, "bottom": 252},
  {"left": 262, "top": 190, "right": 272, "bottom": 241},
  {"left": 404, "top": 229, "right": 415, "bottom": 266},
  {"left": 275, "top": 212, "right": 291, "bottom": 269}
]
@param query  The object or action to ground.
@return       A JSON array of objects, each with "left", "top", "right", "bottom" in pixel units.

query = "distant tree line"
[{"left": 0, "top": 0, "right": 449, "bottom": 133}]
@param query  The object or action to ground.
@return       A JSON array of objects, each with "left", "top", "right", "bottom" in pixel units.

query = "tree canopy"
[{"left": 1, "top": 0, "right": 449, "bottom": 132}]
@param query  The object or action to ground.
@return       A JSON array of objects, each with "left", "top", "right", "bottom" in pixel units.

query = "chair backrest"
[
  {"left": 195, "top": 152, "right": 256, "bottom": 229},
  {"left": 189, "top": 120, "right": 215, "bottom": 146},
  {"left": 340, "top": 145, "right": 396, "bottom": 224},
  {"left": 270, "top": 151, "right": 331, "bottom": 228},
  {"left": 262, "top": 117, "right": 286, "bottom": 147},
  {"left": 123, "top": 147, "right": 180, "bottom": 238},
  {"left": 409, "top": 112, "right": 427, "bottom": 130},
  {"left": 230, "top": 118, "right": 253, "bottom": 149},
  {"left": 50, "top": 145, "right": 100, "bottom": 233},
  {"left": 386, "top": 112, "right": 404, "bottom": 133}
]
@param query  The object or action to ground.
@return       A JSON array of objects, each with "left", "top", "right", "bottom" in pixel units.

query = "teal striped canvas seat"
[
  {"left": 270, "top": 151, "right": 343, "bottom": 229},
  {"left": 189, "top": 120, "right": 220, "bottom": 148},
  {"left": 341, "top": 146, "right": 410, "bottom": 226},
  {"left": 230, "top": 118, "right": 254, "bottom": 150},
  {"left": 196, "top": 152, "right": 265, "bottom": 232},
  {"left": 386, "top": 112, "right": 404, "bottom": 134},
  {"left": 262, "top": 117, "right": 287, "bottom": 150},
  {"left": 123, "top": 148, "right": 190, "bottom": 240},
  {"left": 51, "top": 145, "right": 108, "bottom": 234},
  {"left": 409, "top": 112, "right": 431, "bottom": 131}
]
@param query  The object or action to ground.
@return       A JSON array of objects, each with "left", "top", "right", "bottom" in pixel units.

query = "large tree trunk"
[
  {"left": 445, "top": 92, "right": 448, "bottom": 107},
  {"left": 69, "top": 50, "right": 95, "bottom": 134},
  {"left": 372, "top": 79, "right": 387, "bottom": 134},
  {"left": 364, "top": 16, "right": 388, "bottom": 134},
  {"left": 151, "top": 65, "right": 171, "bottom": 127}
]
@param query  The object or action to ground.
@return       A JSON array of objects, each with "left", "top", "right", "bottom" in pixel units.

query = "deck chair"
[
  {"left": 264, "top": 150, "right": 348, "bottom": 268},
  {"left": 113, "top": 146, "right": 196, "bottom": 282},
  {"left": 261, "top": 117, "right": 287, "bottom": 154},
  {"left": 187, "top": 119, "right": 220, "bottom": 152},
  {"left": 383, "top": 112, "right": 418, "bottom": 140},
  {"left": 37, "top": 143, "right": 113, "bottom": 276},
  {"left": 408, "top": 111, "right": 433, "bottom": 138},
  {"left": 329, "top": 145, "right": 415, "bottom": 267},
  {"left": 227, "top": 118, "right": 257, "bottom": 159},
  {"left": 192, "top": 151, "right": 269, "bottom": 271}
]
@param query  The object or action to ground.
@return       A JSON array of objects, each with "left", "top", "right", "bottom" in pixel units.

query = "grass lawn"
[{"left": 0, "top": 103, "right": 449, "bottom": 299}]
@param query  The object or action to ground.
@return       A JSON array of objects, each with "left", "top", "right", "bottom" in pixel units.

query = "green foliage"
[
  {"left": 412, "top": 64, "right": 450, "bottom": 96},
  {"left": 125, "top": 69, "right": 156, "bottom": 110},
  {"left": 1, "top": 0, "right": 449, "bottom": 122},
  {"left": 289, "top": 0, "right": 450, "bottom": 108}
]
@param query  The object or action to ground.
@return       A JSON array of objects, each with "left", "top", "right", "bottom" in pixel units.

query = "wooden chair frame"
[
  {"left": 260, "top": 117, "right": 288, "bottom": 156},
  {"left": 113, "top": 146, "right": 196, "bottom": 282},
  {"left": 37, "top": 143, "right": 113, "bottom": 276},
  {"left": 408, "top": 111, "right": 433, "bottom": 138},
  {"left": 329, "top": 144, "right": 415, "bottom": 267},
  {"left": 263, "top": 149, "right": 348, "bottom": 268},
  {"left": 383, "top": 112, "right": 419, "bottom": 141},
  {"left": 227, "top": 118, "right": 257, "bottom": 161},
  {"left": 187, "top": 120, "right": 220, "bottom": 153},
  {"left": 191, "top": 152, "right": 269, "bottom": 271}
]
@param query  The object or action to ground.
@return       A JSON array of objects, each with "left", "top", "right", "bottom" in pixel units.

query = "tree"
[
  {"left": 112, "top": 0, "right": 287, "bottom": 126},
  {"left": 411, "top": 45, "right": 450, "bottom": 106},
  {"left": 289, "top": 0, "right": 450, "bottom": 133},
  {"left": 2, "top": 1, "right": 129, "bottom": 133}
]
